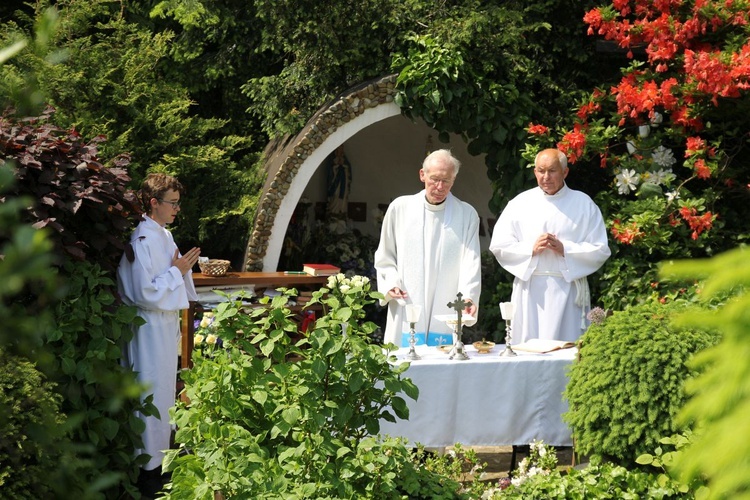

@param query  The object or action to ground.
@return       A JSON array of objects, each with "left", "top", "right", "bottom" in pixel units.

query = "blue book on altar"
[{"left": 400, "top": 332, "right": 454, "bottom": 348}]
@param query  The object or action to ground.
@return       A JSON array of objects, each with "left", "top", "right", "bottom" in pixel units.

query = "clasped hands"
[
  {"left": 173, "top": 247, "right": 201, "bottom": 276},
  {"left": 533, "top": 233, "right": 564, "bottom": 256},
  {"left": 387, "top": 287, "right": 477, "bottom": 317}
]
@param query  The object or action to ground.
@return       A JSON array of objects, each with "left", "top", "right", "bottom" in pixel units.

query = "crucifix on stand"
[{"left": 446, "top": 292, "right": 470, "bottom": 360}]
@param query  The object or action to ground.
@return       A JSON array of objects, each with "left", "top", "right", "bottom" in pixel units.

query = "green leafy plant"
[
  {"left": 2, "top": 108, "right": 152, "bottom": 497},
  {"left": 564, "top": 300, "right": 720, "bottom": 467},
  {"left": 166, "top": 280, "right": 479, "bottom": 499},
  {"left": 0, "top": 347, "right": 66, "bottom": 498},
  {"left": 46, "top": 260, "right": 148, "bottom": 496},
  {"left": 489, "top": 437, "right": 701, "bottom": 499},
  {"left": 661, "top": 247, "right": 750, "bottom": 499}
]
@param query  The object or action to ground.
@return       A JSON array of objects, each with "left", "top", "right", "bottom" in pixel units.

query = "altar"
[{"left": 378, "top": 344, "right": 576, "bottom": 448}]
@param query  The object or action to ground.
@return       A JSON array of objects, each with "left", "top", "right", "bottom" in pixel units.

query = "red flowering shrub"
[{"left": 523, "top": 0, "right": 750, "bottom": 307}]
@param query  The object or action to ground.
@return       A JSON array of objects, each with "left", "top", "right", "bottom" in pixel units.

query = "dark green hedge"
[
  {"left": 564, "top": 301, "right": 720, "bottom": 466},
  {"left": 0, "top": 347, "right": 65, "bottom": 498}
]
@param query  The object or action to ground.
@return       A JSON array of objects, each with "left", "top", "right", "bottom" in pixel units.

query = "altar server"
[
  {"left": 490, "top": 148, "right": 611, "bottom": 344},
  {"left": 375, "top": 149, "right": 481, "bottom": 347},
  {"left": 117, "top": 173, "right": 200, "bottom": 496}
]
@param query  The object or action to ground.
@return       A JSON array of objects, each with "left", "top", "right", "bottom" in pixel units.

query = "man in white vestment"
[
  {"left": 374, "top": 149, "right": 481, "bottom": 347},
  {"left": 117, "top": 173, "right": 201, "bottom": 496},
  {"left": 490, "top": 148, "right": 611, "bottom": 344}
]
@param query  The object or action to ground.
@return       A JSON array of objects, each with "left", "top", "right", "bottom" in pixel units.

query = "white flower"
[
  {"left": 638, "top": 125, "right": 650, "bottom": 138},
  {"left": 615, "top": 169, "right": 641, "bottom": 194},
  {"left": 666, "top": 190, "right": 680, "bottom": 202},
  {"left": 206, "top": 334, "right": 218, "bottom": 345},
  {"left": 652, "top": 145, "right": 676, "bottom": 168},
  {"left": 650, "top": 111, "right": 663, "bottom": 126},
  {"left": 200, "top": 316, "right": 212, "bottom": 328},
  {"left": 626, "top": 141, "right": 637, "bottom": 154},
  {"left": 194, "top": 334, "right": 205, "bottom": 345},
  {"left": 339, "top": 284, "right": 351, "bottom": 293},
  {"left": 644, "top": 168, "right": 675, "bottom": 186}
]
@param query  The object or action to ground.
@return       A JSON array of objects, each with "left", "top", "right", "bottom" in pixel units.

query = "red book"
[{"left": 302, "top": 263, "right": 341, "bottom": 276}]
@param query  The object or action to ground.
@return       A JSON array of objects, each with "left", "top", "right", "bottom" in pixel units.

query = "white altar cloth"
[{"left": 378, "top": 344, "right": 576, "bottom": 447}]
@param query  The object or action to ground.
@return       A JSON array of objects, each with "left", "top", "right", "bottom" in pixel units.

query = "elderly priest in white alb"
[
  {"left": 490, "top": 148, "right": 611, "bottom": 344},
  {"left": 375, "top": 149, "right": 481, "bottom": 347}
]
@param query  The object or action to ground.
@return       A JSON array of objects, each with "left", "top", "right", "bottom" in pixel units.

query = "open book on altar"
[{"left": 512, "top": 338, "right": 576, "bottom": 353}]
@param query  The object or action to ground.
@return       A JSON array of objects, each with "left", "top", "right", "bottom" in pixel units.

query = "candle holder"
[
  {"left": 499, "top": 319, "right": 517, "bottom": 357},
  {"left": 405, "top": 304, "right": 422, "bottom": 361},
  {"left": 499, "top": 302, "right": 517, "bottom": 357}
]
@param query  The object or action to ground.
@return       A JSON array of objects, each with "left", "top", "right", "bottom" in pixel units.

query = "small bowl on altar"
[{"left": 473, "top": 340, "right": 495, "bottom": 354}]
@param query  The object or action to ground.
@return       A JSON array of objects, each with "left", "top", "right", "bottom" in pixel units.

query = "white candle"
[
  {"left": 499, "top": 302, "right": 515, "bottom": 320},
  {"left": 405, "top": 304, "right": 422, "bottom": 323}
]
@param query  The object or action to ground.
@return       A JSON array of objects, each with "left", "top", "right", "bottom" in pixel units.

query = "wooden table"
[{"left": 181, "top": 272, "right": 329, "bottom": 369}]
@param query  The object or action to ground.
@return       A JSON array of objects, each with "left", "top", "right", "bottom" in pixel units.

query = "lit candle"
[
  {"left": 405, "top": 304, "right": 422, "bottom": 323},
  {"left": 499, "top": 302, "right": 515, "bottom": 320}
]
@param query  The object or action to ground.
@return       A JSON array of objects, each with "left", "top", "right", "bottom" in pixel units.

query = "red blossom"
[
  {"left": 610, "top": 219, "right": 645, "bottom": 244},
  {"left": 557, "top": 123, "right": 587, "bottom": 164},
  {"left": 685, "top": 136, "right": 706, "bottom": 156},
  {"left": 678, "top": 206, "right": 715, "bottom": 239},
  {"left": 576, "top": 100, "right": 601, "bottom": 120},
  {"left": 527, "top": 123, "right": 549, "bottom": 135},
  {"left": 694, "top": 158, "right": 712, "bottom": 179}
]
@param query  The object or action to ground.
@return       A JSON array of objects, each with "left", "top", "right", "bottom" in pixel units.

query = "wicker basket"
[{"left": 199, "top": 259, "right": 231, "bottom": 277}]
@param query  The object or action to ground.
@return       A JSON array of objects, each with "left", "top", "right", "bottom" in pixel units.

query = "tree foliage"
[{"left": 0, "top": 0, "right": 262, "bottom": 264}]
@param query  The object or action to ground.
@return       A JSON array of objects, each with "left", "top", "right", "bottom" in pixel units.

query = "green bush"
[
  {"left": 0, "top": 347, "right": 65, "bottom": 498},
  {"left": 487, "top": 434, "right": 706, "bottom": 499},
  {"left": 166, "top": 278, "right": 472, "bottom": 499},
  {"left": 564, "top": 301, "right": 720, "bottom": 466},
  {"left": 2, "top": 109, "right": 150, "bottom": 497}
]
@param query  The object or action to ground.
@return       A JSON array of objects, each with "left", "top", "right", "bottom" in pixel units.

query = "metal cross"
[{"left": 447, "top": 292, "right": 469, "bottom": 332}]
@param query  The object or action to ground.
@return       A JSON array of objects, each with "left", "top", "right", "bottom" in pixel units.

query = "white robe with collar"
[
  {"left": 489, "top": 184, "right": 610, "bottom": 344},
  {"left": 374, "top": 191, "right": 482, "bottom": 346},
  {"left": 117, "top": 215, "right": 197, "bottom": 471}
]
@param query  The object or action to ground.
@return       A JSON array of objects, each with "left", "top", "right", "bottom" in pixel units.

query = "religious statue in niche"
[{"left": 326, "top": 146, "right": 351, "bottom": 216}]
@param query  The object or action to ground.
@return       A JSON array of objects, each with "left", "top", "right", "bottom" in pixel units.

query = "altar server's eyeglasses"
[{"left": 157, "top": 198, "right": 181, "bottom": 208}]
